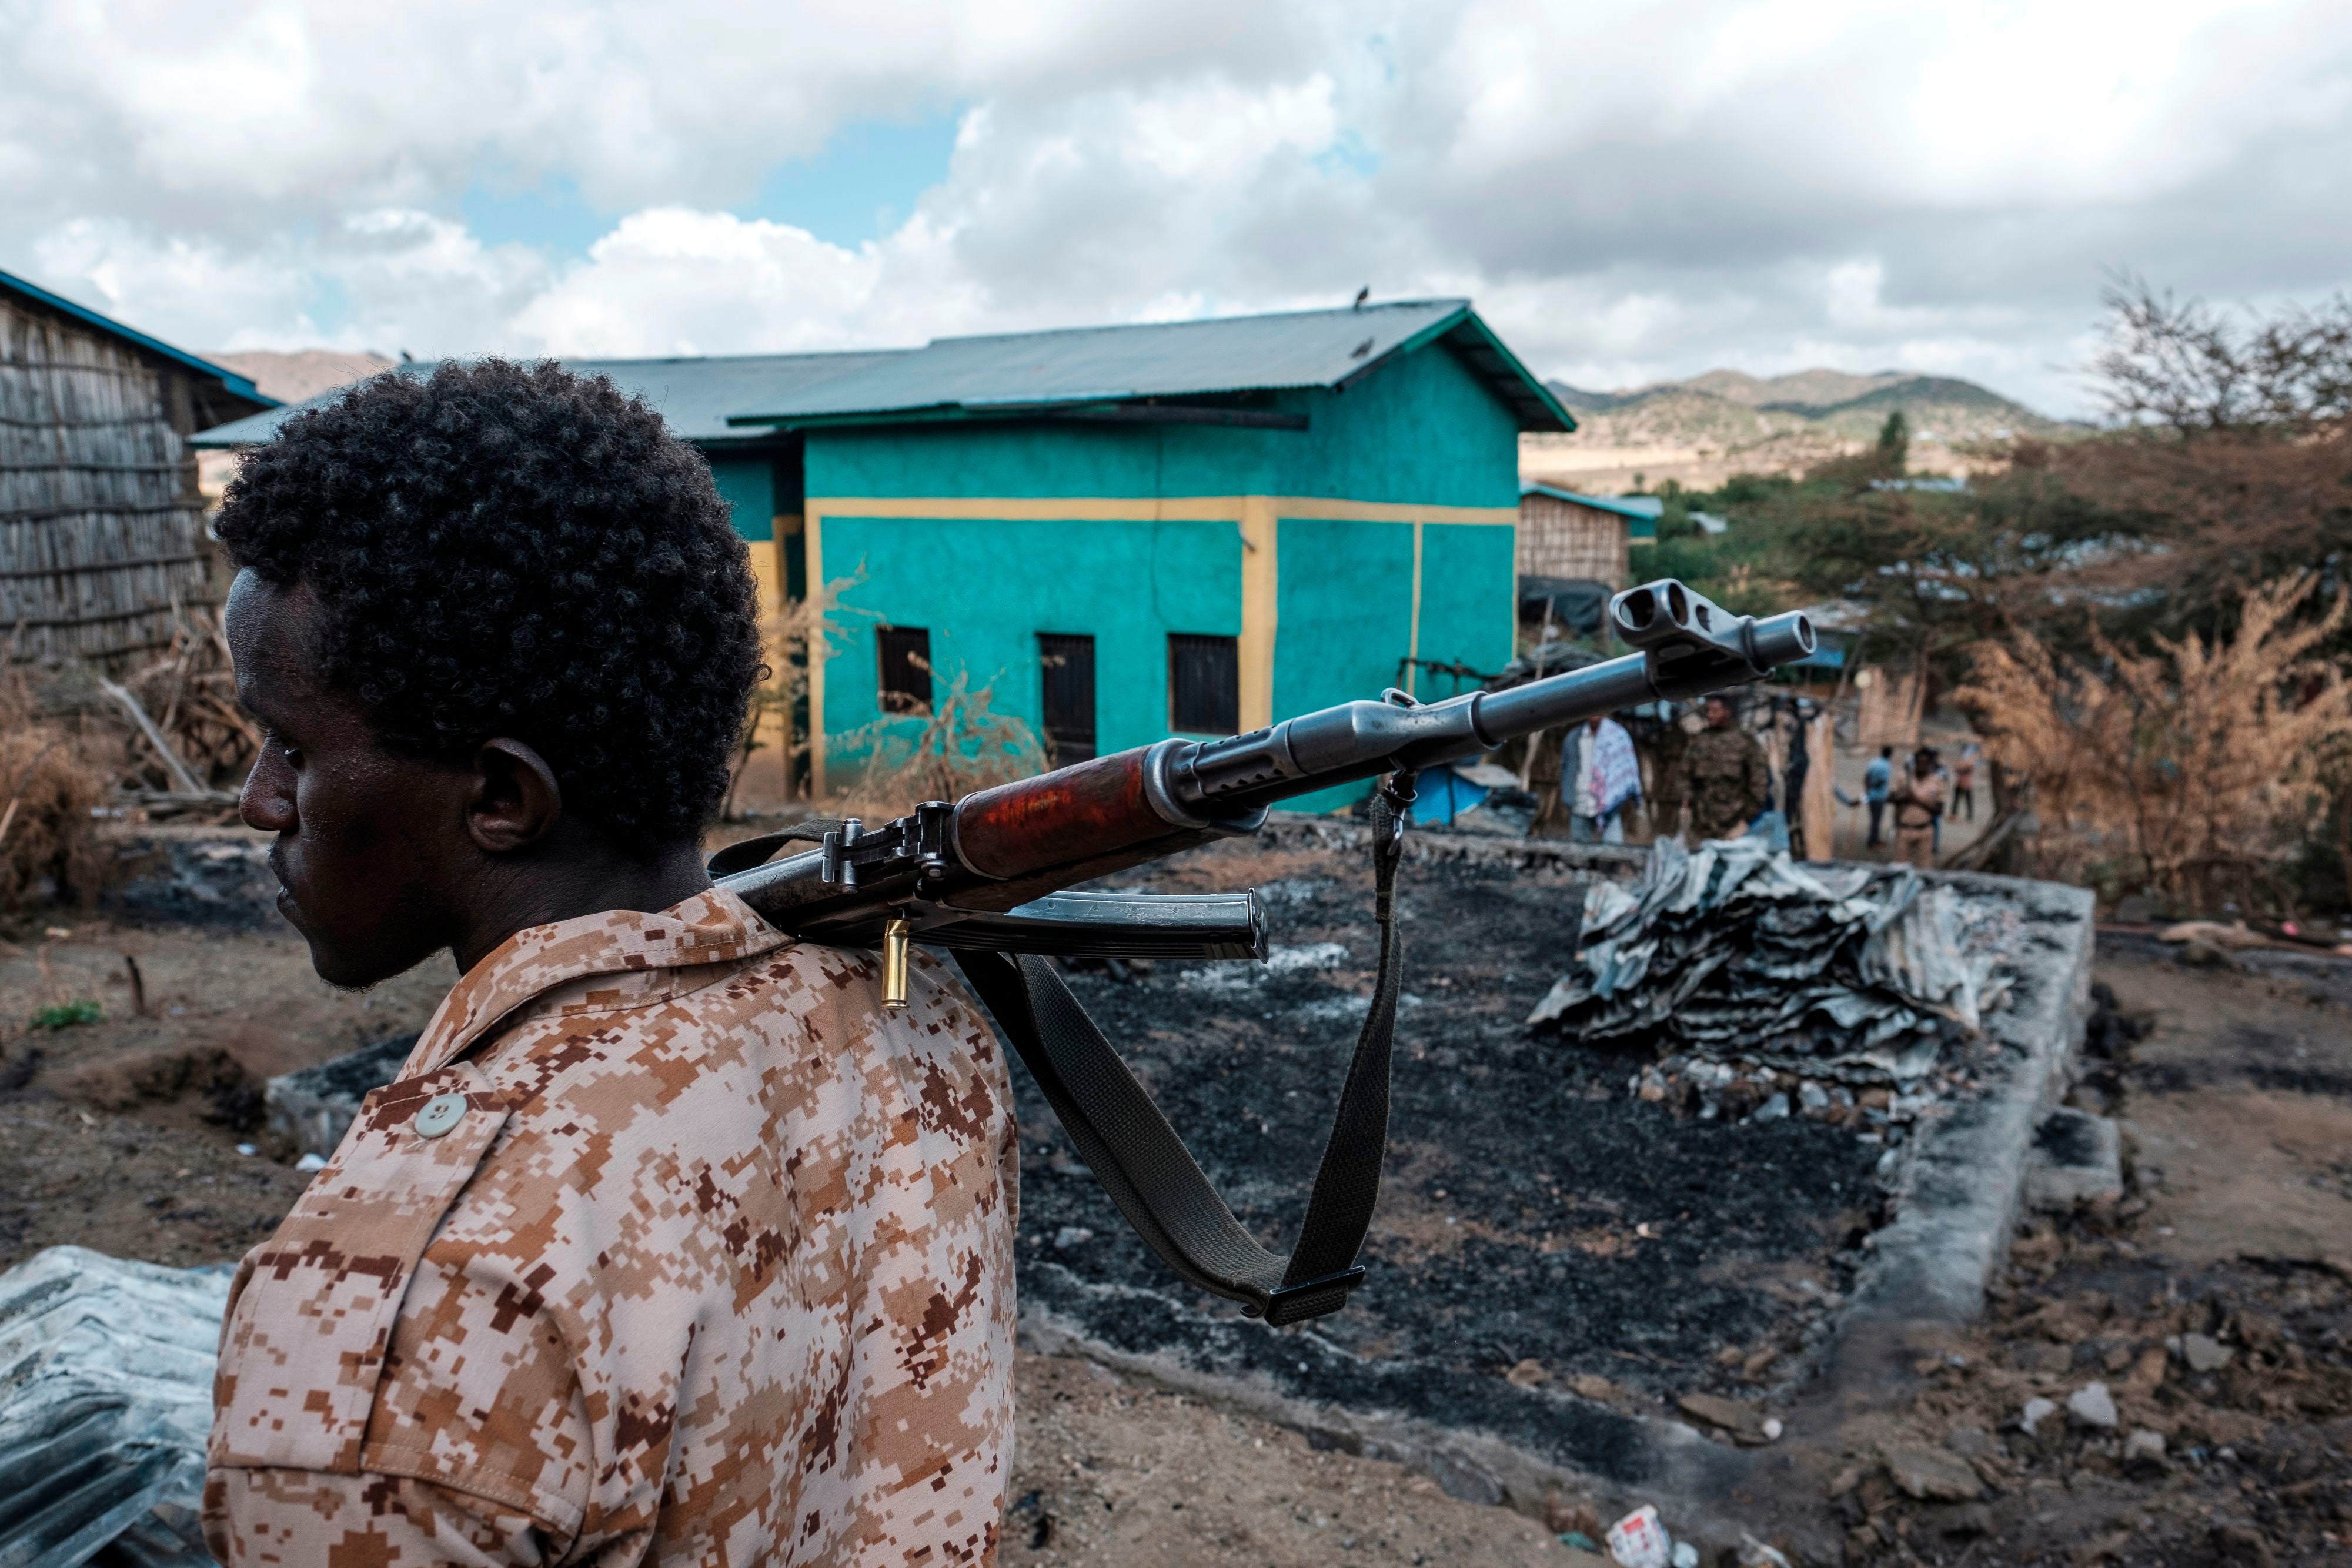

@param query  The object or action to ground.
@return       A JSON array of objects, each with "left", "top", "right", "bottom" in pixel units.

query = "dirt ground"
[
  {"left": 0, "top": 910, "right": 453, "bottom": 1267},
  {"left": 1768, "top": 937, "right": 2352, "bottom": 1568},
  {"left": 2, "top": 840, "right": 2347, "bottom": 1566}
]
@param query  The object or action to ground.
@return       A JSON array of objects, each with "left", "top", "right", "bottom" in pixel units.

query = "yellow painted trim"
[
  {"left": 1406, "top": 521, "right": 1424, "bottom": 696},
  {"left": 741, "top": 537, "right": 787, "bottom": 795},
  {"left": 806, "top": 510, "right": 827, "bottom": 797},
  {"left": 808, "top": 495, "right": 1244, "bottom": 523},
  {"left": 1505, "top": 516, "right": 1519, "bottom": 664},
  {"left": 1238, "top": 499, "right": 1278, "bottom": 731},
  {"left": 803, "top": 495, "right": 1518, "bottom": 526},
  {"left": 1270, "top": 496, "right": 1515, "bottom": 526}
]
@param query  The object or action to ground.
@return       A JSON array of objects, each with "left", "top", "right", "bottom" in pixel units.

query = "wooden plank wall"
[
  {"left": 1515, "top": 490, "right": 1629, "bottom": 584},
  {"left": 1, "top": 293, "right": 214, "bottom": 668}
]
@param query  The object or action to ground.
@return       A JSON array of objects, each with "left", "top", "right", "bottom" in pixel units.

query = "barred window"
[
  {"left": 1038, "top": 633, "right": 1097, "bottom": 762},
  {"left": 1168, "top": 633, "right": 1239, "bottom": 735}
]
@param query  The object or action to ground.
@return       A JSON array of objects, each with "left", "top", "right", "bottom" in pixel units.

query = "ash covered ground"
[{"left": 1014, "top": 833, "right": 1890, "bottom": 1442}]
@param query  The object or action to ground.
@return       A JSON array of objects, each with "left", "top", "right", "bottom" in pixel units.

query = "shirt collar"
[{"left": 401, "top": 887, "right": 789, "bottom": 1078}]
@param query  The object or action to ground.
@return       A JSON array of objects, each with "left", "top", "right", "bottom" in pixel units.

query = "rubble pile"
[{"left": 1527, "top": 838, "right": 2013, "bottom": 1085}]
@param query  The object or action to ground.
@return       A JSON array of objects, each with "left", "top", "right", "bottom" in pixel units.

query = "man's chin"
[
  {"left": 302, "top": 940, "right": 372, "bottom": 990},
  {"left": 296, "top": 926, "right": 440, "bottom": 992}
]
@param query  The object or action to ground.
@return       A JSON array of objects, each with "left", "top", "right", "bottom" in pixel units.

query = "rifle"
[{"left": 711, "top": 581, "right": 1812, "bottom": 1324}]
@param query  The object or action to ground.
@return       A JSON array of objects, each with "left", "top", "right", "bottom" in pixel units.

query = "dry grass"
[
  {"left": 1955, "top": 573, "right": 2352, "bottom": 911},
  {"left": 729, "top": 578, "right": 1051, "bottom": 823},
  {"left": 0, "top": 671, "right": 111, "bottom": 912}
]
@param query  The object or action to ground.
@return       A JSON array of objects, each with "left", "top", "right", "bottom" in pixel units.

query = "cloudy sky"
[{"left": 6, "top": 0, "right": 2350, "bottom": 417}]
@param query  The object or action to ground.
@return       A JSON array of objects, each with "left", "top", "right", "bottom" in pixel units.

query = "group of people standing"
[
  {"left": 1549, "top": 696, "right": 1982, "bottom": 870},
  {"left": 1552, "top": 692, "right": 1771, "bottom": 846}
]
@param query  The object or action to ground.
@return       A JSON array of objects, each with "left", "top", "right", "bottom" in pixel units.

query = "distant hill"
[
  {"left": 1526, "top": 367, "right": 2071, "bottom": 492},
  {"left": 1545, "top": 369, "right": 2062, "bottom": 446},
  {"left": 1544, "top": 379, "right": 1626, "bottom": 412},
  {"left": 1683, "top": 367, "right": 1905, "bottom": 409},
  {"left": 1773, "top": 375, "right": 2060, "bottom": 442},
  {"left": 206, "top": 349, "right": 394, "bottom": 404}
]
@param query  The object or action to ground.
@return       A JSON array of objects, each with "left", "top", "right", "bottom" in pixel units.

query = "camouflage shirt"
[
  {"left": 204, "top": 888, "right": 1018, "bottom": 1566},
  {"left": 1678, "top": 724, "right": 1770, "bottom": 841}
]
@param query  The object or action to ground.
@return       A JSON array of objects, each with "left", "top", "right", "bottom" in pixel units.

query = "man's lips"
[{"left": 266, "top": 847, "right": 303, "bottom": 925}]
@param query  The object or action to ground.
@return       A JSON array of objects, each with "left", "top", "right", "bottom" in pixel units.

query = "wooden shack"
[
  {"left": 1516, "top": 481, "right": 1658, "bottom": 586},
  {"left": 1, "top": 270, "right": 275, "bottom": 667}
]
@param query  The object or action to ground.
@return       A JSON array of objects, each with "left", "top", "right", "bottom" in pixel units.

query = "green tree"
[{"left": 1876, "top": 409, "right": 1910, "bottom": 467}]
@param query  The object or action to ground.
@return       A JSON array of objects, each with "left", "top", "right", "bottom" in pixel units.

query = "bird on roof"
[{"left": 1352, "top": 286, "right": 1370, "bottom": 310}]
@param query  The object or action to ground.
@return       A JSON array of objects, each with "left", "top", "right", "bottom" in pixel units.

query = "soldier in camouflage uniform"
[
  {"left": 1675, "top": 694, "right": 1770, "bottom": 842},
  {"left": 203, "top": 361, "right": 1015, "bottom": 1565}
]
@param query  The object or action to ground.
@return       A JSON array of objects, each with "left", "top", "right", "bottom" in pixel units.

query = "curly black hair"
[{"left": 214, "top": 358, "right": 764, "bottom": 850}]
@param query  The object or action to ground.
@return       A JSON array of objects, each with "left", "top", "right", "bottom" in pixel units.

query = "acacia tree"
[
  {"left": 1755, "top": 281, "right": 2352, "bottom": 676},
  {"left": 2093, "top": 276, "right": 2352, "bottom": 432},
  {"left": 2054, "top": 279, "right": 2352, "bottom": 652}
]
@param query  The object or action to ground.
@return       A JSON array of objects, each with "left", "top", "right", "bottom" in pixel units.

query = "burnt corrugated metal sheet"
[{"left": 0, "top": 1248, "right": 228, "bottom": 1568}]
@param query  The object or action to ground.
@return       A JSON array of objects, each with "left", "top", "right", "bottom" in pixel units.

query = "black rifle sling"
[
  {"left": 708, "top": 818, "right": 850, "bottom": 877},
  {"left": 954, "top": 781, "right": 1410, "bottom": 1328}
]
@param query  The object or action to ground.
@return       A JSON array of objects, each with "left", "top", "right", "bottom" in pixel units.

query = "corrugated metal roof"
[
  {"left": 1521, "top": 482, "right": 1662, "bottom": 520},
  {"left": 191, "top": 350, "right": 910, "bottom": 449},
  {"left": 729, "top": 297, "right": 1581, "bottom": 432},
  {"left": 195, "top": 300, "right": 1573, "bottom": 447},
  {"left": 1, "top": 268, "right": 279, "bottom": 411},
  {"left": 574, "top": 350, "right": 910, "bottom": 441},
  {"left": 723, "top": 299, "right": 1567, "bottom": 430}
]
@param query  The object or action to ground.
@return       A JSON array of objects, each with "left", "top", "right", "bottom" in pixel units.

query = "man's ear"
[{"left": 466, "top": 738, "right": 564, "bottom": 854}]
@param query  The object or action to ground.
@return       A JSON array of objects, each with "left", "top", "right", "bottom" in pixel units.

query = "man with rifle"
[
  {"left": 203, "top": 362, "right": 1017, "bottom": 1565},
  {"left": 205, "top": 361, "right": 1808, "bottom": 1563}
]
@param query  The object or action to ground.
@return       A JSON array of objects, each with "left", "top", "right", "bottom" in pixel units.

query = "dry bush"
[
  {"left": 727, "top": 577, "right": 1049, "bottom": 822},
  {"left": 829, "top": 657, "right": 1048, "bottom": 820},
  {"left": 1955, "top": 574, "right": 2352, "bottom": 911},
  {"left": 0, "top": 673, "right": 111, "bottom": 912},
  {"left": 2042, "top": 422, "right": 2352, "bottom": 617}
]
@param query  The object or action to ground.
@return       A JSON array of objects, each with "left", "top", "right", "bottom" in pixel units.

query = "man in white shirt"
[{"left": 1561, "top": 714, "right": 1641, "bottom": 844}]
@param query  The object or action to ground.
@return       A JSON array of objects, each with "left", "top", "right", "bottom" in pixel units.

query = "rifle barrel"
[{"left": 1176, "top": 604, "right": 1813, "bottom": 814}]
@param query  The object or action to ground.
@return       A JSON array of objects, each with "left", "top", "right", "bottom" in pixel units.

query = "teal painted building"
[{"left": 194, "top": 300, "right": 1572, "bottom": 806}]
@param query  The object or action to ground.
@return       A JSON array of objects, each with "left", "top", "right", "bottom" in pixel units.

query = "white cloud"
[
  {"left": 4, "top": 0, "right": 2350, "bottom": 417},
  {"left": 508, "top": 208, "right": 981, "bottom": 358}
]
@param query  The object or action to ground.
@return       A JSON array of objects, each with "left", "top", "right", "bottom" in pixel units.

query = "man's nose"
[{"left": 239, "top": 757, "right": 296, "bottom": 834}]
